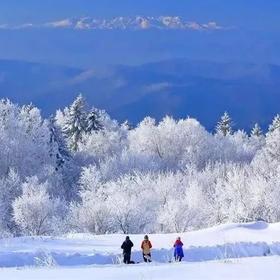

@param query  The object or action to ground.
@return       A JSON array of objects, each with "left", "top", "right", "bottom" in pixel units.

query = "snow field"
[{"left": 0, "top": 221, "right": 280, "bottom": 268}]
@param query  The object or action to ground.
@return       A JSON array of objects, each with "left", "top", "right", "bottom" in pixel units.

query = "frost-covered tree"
[
  {"left": 68, "top": 165, "right": 113, "bottom": 233},
  {"left": 128, "top": 116, "right": 213, "bottom": 170},
  {"left": 254, "top": 127, "right": 280, "bottom": 174},
  {"left": 78, "top": 120, "right": 128, "bottom": 164},
  {"left": 158, "top": 197, "right": 202, "bottom": 233},
  {"left": 47, "top": 117, "right": 80, "bottom": 200},
  {"left": 268, "top": 114, "right": 280, "bottom": 133},
  {"left": 249, "top": 124, "right": 265, "bottom": 155},
  {"left": 251, "top": 123, "right": 263, "bottom": 137},
  {"left": 63, "top": 95, "right": 87, "bottom": 151},
  {"left": 230, "top": 130, "right": 261, "bottom": 163},
  {"left": 157, "top": 172, "right": 207, "bottom": 232},
  {"left": 13, "top": 177, "right": 66, "bottom": 236},
  {"left": 0, "top": 169, "right": 21, "bottom": 234},
  {"left": 48, "top": 117, "right": 70, "bottom": 170},
  {"left": 265, "top": 129, "right": 280, "bottom": 164},
  {"left": 220, "top": 166, "right": 253, "bottom": 222},
  {"left": 85, "top": 108, "right": 103, "bottom": 133},
  {"left": 0, "top": 100, "right": 58, "bottom": 178},
  {"left": 216, "top": 112, "right": 233, "bottom": 136},
  {"left": 104, "top": 173, "right": 159, "bottom": 234}
]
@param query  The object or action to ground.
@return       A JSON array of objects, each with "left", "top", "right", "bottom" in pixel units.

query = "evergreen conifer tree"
[
  {"left": 49, "top": 117, "right": 70, "bottom": 170},
  {"left": 63, "top": 94, "right": 86, "bottom": 151},
  {"left": 268, "top": 114, "right": 280, "bottom": 133},
  {"left": 251, "top": 123, "right": 262, "bottom": 137},
  {"left": 215, "top": 112, "right": 233, "bottom": 136},
  {"left": 85, "top": 108, "right": 103, "bottom": 133}
]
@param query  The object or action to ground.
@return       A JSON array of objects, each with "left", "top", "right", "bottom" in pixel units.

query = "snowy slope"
[{"left": 0, "top": 221, "right": 280, "bottom": 268}]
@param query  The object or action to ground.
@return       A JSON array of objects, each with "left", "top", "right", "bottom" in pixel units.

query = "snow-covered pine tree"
[
  {"left": 122, "top": 120, "right": 134, "bottom": 130},
  {"left": 62, "top": 94, "right": 87, "bottom": 151},
  {"left": 85, "top": 108, "right": 103, "bottom": 133},
  {"left": 48, "top": 117, "right": 71, "bottom": 171},
  {"left": 268, "top": 114, "right": 280, "bottom": 133},
  {"left": 251, "top": 123, "right": 263, "bottom": 137},
  {"left": 215, "top": 112, "right": 233, "bottom": 136}
]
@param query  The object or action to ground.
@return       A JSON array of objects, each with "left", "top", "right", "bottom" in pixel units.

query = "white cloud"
[
  {"left": 202, "top": 21, "right": 223, "bottom": 30},
  {"left": 0, "top": 24, "right": 9, "bottom": 29},
  {"left": 143, "top": 82, "right": 171, "bottom": 93},
  {"left": 45, "top": 19, "right": 73, "bottom": 28}
]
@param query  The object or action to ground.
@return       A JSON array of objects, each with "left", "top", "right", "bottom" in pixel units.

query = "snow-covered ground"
[
  {"left": 1, "top": 257, "right": 280, "bottom": 280},
  {"left": 1, "top": 221, "right": 280, "bottom": 279}
]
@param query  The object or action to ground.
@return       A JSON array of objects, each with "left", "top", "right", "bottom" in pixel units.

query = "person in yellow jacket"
[{"left": 141, "top": 235, "right": 152, "bottom": 262}]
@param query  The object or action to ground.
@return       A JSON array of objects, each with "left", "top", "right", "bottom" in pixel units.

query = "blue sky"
[
  {"left": 0, "top": 0, "right": 279, "bottom": 30},
  {"left": 0, "top": 1, "right": 279, "bottom": 127}
]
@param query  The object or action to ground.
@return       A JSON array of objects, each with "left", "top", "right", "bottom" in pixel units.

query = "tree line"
[{"left": 0, "top": 95, "right": 279, "bottom": 236}]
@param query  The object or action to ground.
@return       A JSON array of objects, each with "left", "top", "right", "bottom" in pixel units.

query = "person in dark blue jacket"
[
  {"left": 121, "top": 236, "right": 134, "bottom": 264},
  {"left": 173, "top": 237, "right": 184, "bottom": 262}
]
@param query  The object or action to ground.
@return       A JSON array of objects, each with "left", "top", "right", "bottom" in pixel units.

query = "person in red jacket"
[
  {"left": 173, "top": 237, "right": 184, "bottom": 262},
  {"left": 141, "top": 235, "right": 152, "bottom": 262}
]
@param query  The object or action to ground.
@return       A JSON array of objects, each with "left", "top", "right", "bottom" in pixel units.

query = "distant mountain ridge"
[
  {"left": 0, "top": 16, "right": 224, "bottom": 31},
  {"left": 0, "top": 59, "right": 279, "bottom": 131},
  {"left": 47, "top": 16, "right": 223, "bottom": 31}
]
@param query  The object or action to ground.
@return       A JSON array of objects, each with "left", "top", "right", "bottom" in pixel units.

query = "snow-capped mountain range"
[
  {"left": 0, "top": 16, "right": 224, "bottom": 31},
  {"left": 47, "top": 16, "right": 223, "bottom": 30}
]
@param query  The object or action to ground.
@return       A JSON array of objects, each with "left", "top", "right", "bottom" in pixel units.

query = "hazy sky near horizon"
[{"left": 0, "top": 0, "right": 279, "bottom": 30}]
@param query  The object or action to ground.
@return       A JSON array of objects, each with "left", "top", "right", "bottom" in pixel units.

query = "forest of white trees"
[{"left": 0, "top": 95, "right": 279, "bottom": 236}]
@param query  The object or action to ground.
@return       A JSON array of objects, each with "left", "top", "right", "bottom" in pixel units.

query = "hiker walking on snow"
[
  {"left": 121, "top": 236, "right": 134, "bottom": 264},
  {"left": 173, "top": 237, "right": 184, "bottom": 262},
  {"left": 141, "top": 235, "right": 152, "bottom": 262}
]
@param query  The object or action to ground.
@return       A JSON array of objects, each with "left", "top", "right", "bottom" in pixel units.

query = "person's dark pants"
[
  {"left": 143, "top": 253, "right": 151, "bottom": 262},
  {"left": 175, "top": 255, "right": 182, "bottom": 262},
  {"left": 123, "top": 252, "right": 131, "bottom": 264}
]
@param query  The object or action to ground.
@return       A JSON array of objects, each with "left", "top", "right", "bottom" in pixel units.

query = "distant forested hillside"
[{"left": 0, "top": 59, "right": 279, "bottom": 131}]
